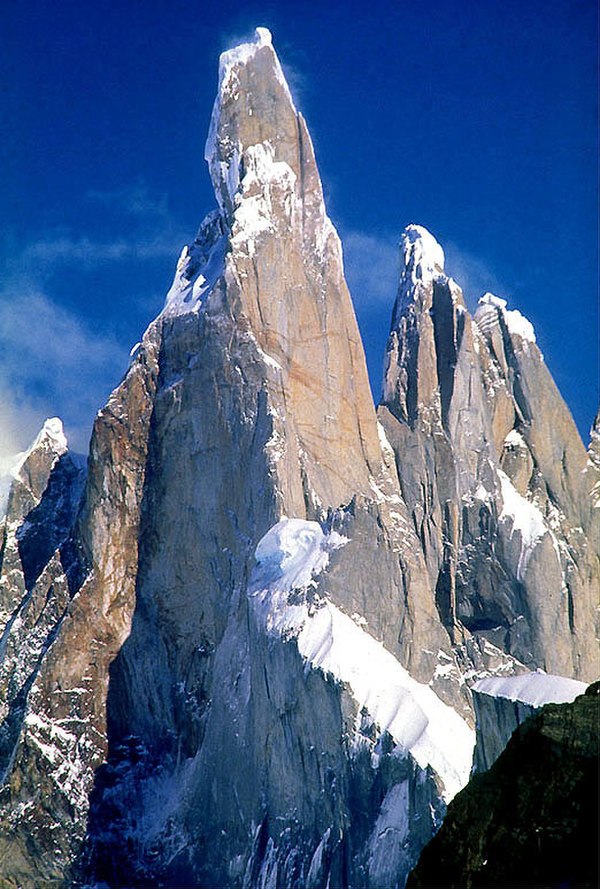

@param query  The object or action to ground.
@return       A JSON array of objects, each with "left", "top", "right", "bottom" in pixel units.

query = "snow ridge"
[
  {"left": 497, "top": 469, "right": 550, "bottom": 580},
  {"left": 473, "top": 673, "right": 588, "bottom": 708},
  {"left": 400, "top": 224, "right": 445, "bottom": 289},
  {"left": 249, "top": 518, "right": 474, "bottom": 801}
]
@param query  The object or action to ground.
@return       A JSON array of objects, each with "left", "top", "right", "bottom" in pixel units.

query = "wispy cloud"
[
  {"left": 0, "top": 282, "right": 129, "bottom": 457},
  {"left": 86, "top": 184, "right": 171, "bottom": 220},
  {"left": 342, "top": 231, "right": 399, "bottom": 309},
  {"left": 9, "top": 185, "right": 186, "bottom": 274},
  {"left": 0, "top": 184, "right": 185, "bottom": 457},
  {"left": 19, "top": 233, "right": 182, "bottom": 268}
]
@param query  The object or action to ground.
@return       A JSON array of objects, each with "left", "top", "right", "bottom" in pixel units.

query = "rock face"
[
  {"left": 0, "top": 419, "right": 86, "bottom": 883},
  {"left": 77, "top": 30, "right": 468, "bottom": 887},
  {"left": 379, "top": 230, "right": 599, "bottom": 682},
  {"left": 0, "top": 27, "right": 597, "bottom": 889},
  {"left": 406, "top": 684, "right": 599, "bottom": 889}
]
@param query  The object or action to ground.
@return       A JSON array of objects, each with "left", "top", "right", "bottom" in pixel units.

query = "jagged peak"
[
  {"left": 0, "top": 418, "right": 68, "bottom": 516},
  {"left": 204, "top": 27, "right": 297, "bottom": 216},
  {"left": 401, "top": 224, "right": 445, "bottom": 286},
  {"left": 476, "top": 292, "right": 537, "bottom": 346},
  {"left": 35, "top": 417, "right": 68, "bottom": 452},
  {"left": 217, "top": 27, "right": 277, "bottom": 75},
  {"left": 586, "top": 411, "right": 600, "bottom": 467},
  {"left": 165, "top": 28, "right": 336, "bottom": 318},
  {"left": 1, "top": 418, "right": 67, "bottom": 479},
  {"left": 390, "top": 224, "right": 450, "bottom": 327}
]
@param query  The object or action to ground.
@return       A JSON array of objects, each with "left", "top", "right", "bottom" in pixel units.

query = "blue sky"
[{"left": 1, "top": 0, "right": 597, "bottom": 454}]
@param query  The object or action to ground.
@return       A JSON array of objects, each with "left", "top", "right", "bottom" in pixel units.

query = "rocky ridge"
[{"left": 0, "top": 27, "right": 597, "bottom": 889}]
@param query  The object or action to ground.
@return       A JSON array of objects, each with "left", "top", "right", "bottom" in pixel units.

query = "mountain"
[
  {"left": 379, "top": 227, "right": 598, "bottom": 680},
  {"left": 406, "top": 683, "right": 599, "bottom": 889},
  {"left": 0, "top": 28, "right": 597, "bottom": 889}
]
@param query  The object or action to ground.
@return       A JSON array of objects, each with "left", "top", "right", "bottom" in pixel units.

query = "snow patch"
[
  {"left": 498, "top": 469, "right": 548, "bottom": 579},
  {"left": 24, "top": 711, "right": 91, "bottom": 814},
  {"left": 401, "top": 225, "right": 445, "bottom": 287},
  {"left": 473, "top": 672, "right": 588, "bottom": 708},
  {"left": 0, "top": 450, "right": 26, "bottom": 516},
  {"left": 37, "top": 417, "right": 68, "bottom": 452},
  {"left": 163, "top": 215, "right": 227, "bottom": 316},
  {"left": 368, "top": 781, "right": 410, "bottom": 886},
  {"left": 376, "top": 420, "right": 395, "bottom": 460},
  {"left": 249, "top": 518, "right": 474, "bottom": 801},
  {"left": 503, "top": 429, "right": 526, "bottom": 449},
  {"left": 205, "top": 28, "right": 295, "bottom": 210},
  {"left": 230, "top": 142, "right": 298, "bottom": 251},
  {"left": 477, "top": 293, "right": 537, "bottom": 346},
  {"left": 307, "top": 828, "right": 331, "bottom": 886}
]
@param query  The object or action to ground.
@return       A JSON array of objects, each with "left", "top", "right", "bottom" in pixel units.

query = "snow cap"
[
  {"left": 36, "top": 417, "right": 68, "bottom": 454},
  {"left": 204, "top": 27, "right": 296, "bottom": 214},
  {"left": 477, "top": 292, "right": 536, "bottom": 345},
  {"left": 0, "top": 417, "right": 68, "bottom": 516},
  {"left": 401, "top": 224, "right": 445, "bottom": 287}
]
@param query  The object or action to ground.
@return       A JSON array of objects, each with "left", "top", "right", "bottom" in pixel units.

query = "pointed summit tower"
[{"left": 0, "top": 31, "right": 470, "bottom": 887}]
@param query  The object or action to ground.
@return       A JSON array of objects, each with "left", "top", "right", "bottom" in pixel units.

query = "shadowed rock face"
[
  {"left": 0, "top": 339, "right": 160, "bottom": 886},
  {"left": 406, "top": 684, "right": 599, "bottom": 889},
  {"left": 470, "top": 672, "right": 589, "bottom": 773},
  {"left": 0, "top": 419, "right": 87, "bottom": 883},
  {"left": 0, "top": 27, "right": 596, "bottom": 889}
]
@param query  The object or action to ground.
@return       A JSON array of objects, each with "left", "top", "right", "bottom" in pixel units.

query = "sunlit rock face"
[{"left": 0, "top": 27, "right": 596, "bottom": 889}]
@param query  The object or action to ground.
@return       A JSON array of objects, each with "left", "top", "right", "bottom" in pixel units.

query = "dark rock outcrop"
[{"left": 407, "top": 684, "right": 599, "bottom": 889}]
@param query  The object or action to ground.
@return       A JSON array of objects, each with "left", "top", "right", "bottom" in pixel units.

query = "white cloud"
[
  {"left": 0, "top": 184, "right": 189, "bottom": 457},
  {"left": 0, "top": 282, "right": 129, "bottom": 457},
  {"left": 342, "top": 230, "right": 399, "bottom": 309},
  {"left": 19, "top": 233, "right": 182, "bottom": 268},
  {"left": 4, "top": 184, "right": 188, "bottom": 276}
]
